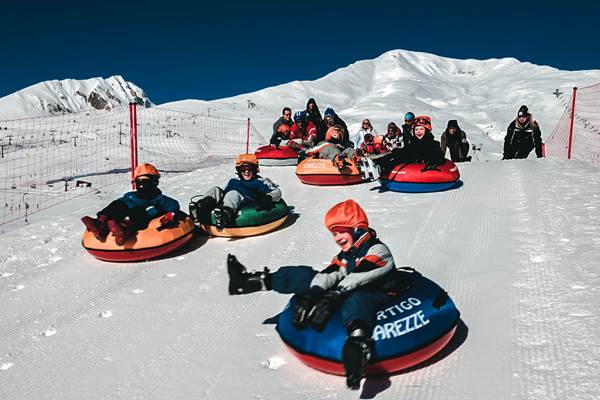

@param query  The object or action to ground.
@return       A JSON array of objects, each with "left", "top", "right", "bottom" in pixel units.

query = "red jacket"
[{"left": 291, "top": 121, "right": 318, "bottom": 144}]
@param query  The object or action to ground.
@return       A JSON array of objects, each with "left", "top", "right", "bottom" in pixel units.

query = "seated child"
[
  {"left": 190, "top": 154, "right": 281, "bottom": 231},
  {"left": 81, "top": 163, "right": 180, "bottom": 245},
  {"left": 227, "top": 199, "right": 411, "bottom": 390}
]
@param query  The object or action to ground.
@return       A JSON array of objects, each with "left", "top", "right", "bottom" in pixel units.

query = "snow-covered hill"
[
  {"left": 163, "top": 49, "right": 600, "bottom": 159},
  {"left": 0, "top": 75, "right": 152, "bottom": 120}
]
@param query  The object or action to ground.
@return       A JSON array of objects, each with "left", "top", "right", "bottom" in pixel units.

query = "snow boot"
[
  {"left": 357, "top": 156, "right": 380, "bottom": 182},
  {"left": 342, "top": 328, "right": 373, "bottom": 391},
  {"left": 227, "top": 254, "right": 271, "bottom": 295},
  {"left": 332, "top": 154, "right": 350, "bottom": 172},
  {"left": 189, "top": 196, "right": 217, "bottom": 224},
  {"left": 212, "top": 206, "right": 235, "bottom": 231},
  {"left": 107, "top": 219, "right": 135, "bottom": 246},
  {"left": 81, "top": 215, "right": 109, "bottom": 241}
]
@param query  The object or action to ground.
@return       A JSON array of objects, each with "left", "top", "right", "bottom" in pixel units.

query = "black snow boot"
[
  {"left": 342, "top": 328, "right": 373, "bottom": 391},
  {"left": 227, "top": 254, "right": 271, "bottom": 295},
  {"left": 189, "top": 196, "right": 217, "bottom": 224},
  {"left": 213, "top": 206, "right": 235, "bottom": 231}
]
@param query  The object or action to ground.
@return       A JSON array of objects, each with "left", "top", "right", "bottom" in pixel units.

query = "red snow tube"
[
  {"left": 82, "top": 215, "right": 196, "bottom": 262},
  {"left": 296, "top": 158, "right": 364, "bottom": 186},
  {"left": 255, "top": 145, "right": 299, "bottom": 166},
  {"left": 379, "top": 159, "right": 460, "bottom": 192}
]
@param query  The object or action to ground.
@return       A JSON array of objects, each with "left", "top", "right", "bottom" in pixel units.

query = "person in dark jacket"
[
  {"left": 440, "top": 120, "right": 471, "bottom": 162},
  {"left": 81, "top": 163, "right": 181, "bottom": 245},
  {"left": 503, "top": 105, "right": 543, "bottom": 159},
  {"left": 226, "top": 199, "right": 414, "bottom": 390},
  {"left": 290, "top": 110, "right": 318, "bottom": 147},
  {"left": 305, "top": 98, "right": 325, "bottom": 140},
  {"left": 272, "top": 107, "right": 293, "bottom": 138},
  {"left": 373, "top": 116, "right": 445, "bottom": 175},
  {"left": 382, "top": 122, "right": 410, "bottom": 152},
  {"left": 189, "top": 154, "right": 282, "bottom": 231},
  {"left": 401, "top": 111, "right": 415, "bottom": 139},
  {"left": 323, "top": 107, "right": 351, "bottom": 144}
]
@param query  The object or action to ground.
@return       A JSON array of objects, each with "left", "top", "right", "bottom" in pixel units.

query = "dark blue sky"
[{"left": 2, "top": 0, "right": 599, "bottom": 104}]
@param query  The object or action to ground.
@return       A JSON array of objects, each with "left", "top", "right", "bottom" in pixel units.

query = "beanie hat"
[
  {"left": 387, "top": 122, "right": 398, "bottom": 130},
  {"left": 324, "top": 107, "right": 336, "bottom": 118},
  {"left": 447, "top": 120, "right": 459, "bottom": 129},
  {"left": 518, "top": 105, "right": 530, "bottom": 117},
  {"left": 324, "top": 199, "right": 369, "bottom": 232}
]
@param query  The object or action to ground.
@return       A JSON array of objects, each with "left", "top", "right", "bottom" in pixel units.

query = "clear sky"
[{"left": 2, "top": 0, "right": 599, "bottom": 104}]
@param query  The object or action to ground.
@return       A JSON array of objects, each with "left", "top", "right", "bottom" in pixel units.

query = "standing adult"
[
  {"left": 440, "top": 120, "right": 471, "bottom": 162},
  {"left": 503, "top": 105, "right": 543, "bottom": 159}
]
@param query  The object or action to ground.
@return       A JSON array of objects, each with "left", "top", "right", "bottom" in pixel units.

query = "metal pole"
[
  {"left": 133, "top": 103, "right": 139, "bottom": 167},
  {"left": 567, "top": 87, "right": 578, "bottom": 160},
  {"left": 129, "top": 103, "right": 135, "bottom": 189},
  {"left": 246, "top": 117, "right": 250, "bottom": 154}
]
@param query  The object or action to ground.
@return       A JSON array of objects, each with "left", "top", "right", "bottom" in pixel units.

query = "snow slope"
[
  {"left": 0, "top": 76, "right": 152, "bottom": 120},
  {"left": 163, "top": 49, "right": 600, "bottom": 160},
  {"left": 1, "top": 159, "right": 599, "bottom": 399}
]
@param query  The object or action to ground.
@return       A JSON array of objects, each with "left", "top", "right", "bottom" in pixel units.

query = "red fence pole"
[
  {"left": 129, "top": 103, "right": 135, "bottom": 189},
  {"left": 567, "top": 87, "right": 578, "bottom": 160},
  {"left": 246, "top": 117, "right": 250, "bottom": 154},
  {"left": 133, "top": 103, "right": 138, "bottom": 168}
]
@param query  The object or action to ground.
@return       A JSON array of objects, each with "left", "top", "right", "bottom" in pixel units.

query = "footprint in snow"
[
  {"left": 42, "top": 326, "right": 57, "bottom": 337},
  {"left": 165, "top": 273, "right": 177, "bottom": 278},
  {"left": 261, "top": 356, "right": 287, "bottom": 370},
  {"left": 529, "top": 255, "right": 544, "bottom": 263},
  {"left": 11, "top": 284, "right": 26, "bottom": 292},
  {"left": 99, "top": 310, "right": 113, "bottom": 318},
  {"left": 0, "top": 362, "right": 14, "bottom": 371},
  {"left": 132, "top": 289, "right": 144, "bottom": 294}
]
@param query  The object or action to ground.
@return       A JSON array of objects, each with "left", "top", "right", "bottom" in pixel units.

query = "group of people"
[
  {"left": 272, "top": 99, "right": 544, "bottom": 165},
  {"left": 80, "top": 100, "right": 545, "bottom": 392}
]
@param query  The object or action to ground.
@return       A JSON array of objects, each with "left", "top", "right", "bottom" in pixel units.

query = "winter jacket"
[
  {"left": 503, "top": 118, "right": 543, "bottom": 159},
  {"left": 305, "top": 98, "right": 324, "bottom": 133},
  {"left": 352, "top": 128, "right": 378, "bottom": 149},
  {"left": 359, "top": 140, "right": 383, "bottom": 155},
  {"left": 310, "top": 230, "right": 396, "bottom": 292},
  {"left": 324, "top": 111, "right": 351, "bottom": 143},
  {"left": 224, "top": 175, "right": 282, "bottom": 203},
  {"left": 120, "top": 189, "right": 180, "bottom": 219},
  {"left": 440, "top": 129, "right": 470, "bottom": 162},
  {"left": 382, "top": 129, "right": 410, "bottom": 152},
  {"left": 406, "top": 133, "right": 446, "bottom": 165},
  {"left": 272, "top": 117, "right": 293, "bottom": 137},
  {"left": 290, "top": 121, "right": 318, "bottom": 146}
]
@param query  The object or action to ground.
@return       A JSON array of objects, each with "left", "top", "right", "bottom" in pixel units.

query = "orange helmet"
[
  {"left": 413, "top": 116, "right": 432, "bottom": 132},
  {"left": 235, "top": 153, "right": 259, "bottom": 168},
  {"left": 324, "top": 199, "right": 369, "bottom": 232},
  {"left": 325, "top": 126, "right": 343, "bottom": 141},
  {"left": 277, "top": 124, "right": 291, "bottom": 134},
  {"left": 132, "top": 163, "right": 160, "bottom": 181}
]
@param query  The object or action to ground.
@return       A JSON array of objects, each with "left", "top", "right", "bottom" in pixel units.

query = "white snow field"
[{"left": 1, "top": 158, "right": 599, "bottom": 400}]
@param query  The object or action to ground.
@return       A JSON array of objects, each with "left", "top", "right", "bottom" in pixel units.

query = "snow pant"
[
  {"left": 271, "top": 266, "right": 389, "bottom": 333},
  {"left": 504, "top": 144, "right": 533, "bottom": 160},
  {"left": 97, "top": 199, "right": 152, "bottom": 230},
  {"left": 449, "top": 142, "right": 470, "bottom": 162},
  {"left": 373, "top": 148, "right": 411, "bottom": 174},
  {"left": 319, "top": 146, "right": 357, "bottom": 161},
  {"left": 204, "top": 186, "right": 244, "bottom": 212}
]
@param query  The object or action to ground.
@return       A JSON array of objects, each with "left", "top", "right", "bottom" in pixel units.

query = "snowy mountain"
[
  {"left": 0, "top": 75, "right": 152, "bottom": 120},
  {"left": 163, "top": 49, "right": 600, "bottom": 159}
]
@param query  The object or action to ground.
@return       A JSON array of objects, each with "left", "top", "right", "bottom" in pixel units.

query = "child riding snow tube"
[
  {"left": 296, "top": 158, "right": 364, "bottom": 186},
  {"left": 277, "top": 271, "right": 460, "bottom": 375},
  {"left": 193, "top": 198, "right": 289, "bottom": 237},
  {"left": 82, "top": 214, "right": 195, "bottom": 262},
  {"left": 379, "top": 159, "right": 460, "bottom": 193},
  {"left": 255, "top": 144, "right": 300, "bottom": 166}
]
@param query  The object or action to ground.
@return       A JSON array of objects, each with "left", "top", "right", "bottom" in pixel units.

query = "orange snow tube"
[
  {"left": 82, "top": 215, "right": 196, "bottom": 262},
  {"left": 296, "top": 158, "right": 363, "bottom": 186}
]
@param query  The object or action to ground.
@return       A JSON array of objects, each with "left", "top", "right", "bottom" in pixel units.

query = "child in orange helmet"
[
  {"left": 81, "top": 163, "right": 180, "bottom": 245},
  {"left": 190, "top": 154, "right": 281, "bottom": 231},
  {"left": 227, "top": 199, "right": 409, "bottom": 390}
]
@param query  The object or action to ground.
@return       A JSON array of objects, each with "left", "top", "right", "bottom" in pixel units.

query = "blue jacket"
[
  {"left": 224, "top": 175, "right": 281, "bottom": 202},
  {"left": 120, "top": 189, "right": 180, "bottom": 218}
]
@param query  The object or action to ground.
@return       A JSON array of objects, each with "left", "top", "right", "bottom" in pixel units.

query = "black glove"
[
  {"left": 298, "top": 149, "right": 308, "bottom": 162},
  {"left": 256, "top": 194, "right": 274, "bottom": 211},
  {"left": 270, "top": 136, "right": 282, "bottom": 147},
  {"left": 421, "top": 162, "right": 441, "bottom": 172},
  {"left": 310, "top": 288, "right": 345, "bottom": 332},
  {"left": 292, "top": 287, "right": 323, "bottom": 330}
]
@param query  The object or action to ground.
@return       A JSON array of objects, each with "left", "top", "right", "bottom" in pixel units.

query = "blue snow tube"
[{"left": 276, "top": 273, "right": 460, "bottom": 375}]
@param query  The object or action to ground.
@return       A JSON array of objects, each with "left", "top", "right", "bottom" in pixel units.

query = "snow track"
[{"left": 1, "top": 160, "right": 599, "bottom": 399}]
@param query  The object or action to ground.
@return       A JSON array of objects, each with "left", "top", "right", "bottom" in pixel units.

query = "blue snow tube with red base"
[{"left": 276, "top": 273, "right": 459, "bottom": 376}]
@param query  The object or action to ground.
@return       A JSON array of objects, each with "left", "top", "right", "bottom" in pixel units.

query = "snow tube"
[
  {"left": 379, "top": 159, "right": 460, "bottom": 193},
  {"left": 296, "top": 158, "right": 363, "bottom": 186},
  {"left": 277, "top": 273, "right": 460, "bottom": 376},
  {"left": 255, "top": 145, "right": 299, "bottom": 166},
  {"left": 82, "top": 215, "right": 196, "bottom": 262},
  {"left": 200, "top": 200, "right": 289, "bottom": 237}
]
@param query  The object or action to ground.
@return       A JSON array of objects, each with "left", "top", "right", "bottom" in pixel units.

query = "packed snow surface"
[{"left": 1, "top": 159, "right": 599, "bottom": 399}]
